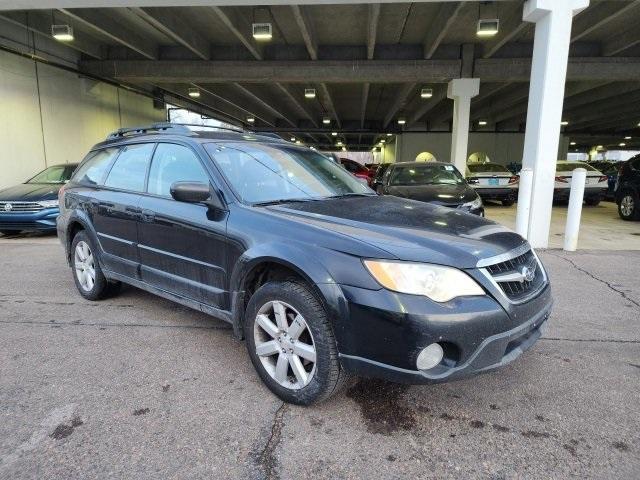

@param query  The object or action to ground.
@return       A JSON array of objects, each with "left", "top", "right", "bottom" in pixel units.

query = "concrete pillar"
[
  {"left": 519, "top": 0, "right": 589, "bottom": 248},
  {"left": 448, "top": 78, "right": 480, "bottom": 177}
]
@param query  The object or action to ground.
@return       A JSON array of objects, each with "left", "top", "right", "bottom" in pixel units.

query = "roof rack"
[{"left": 106, "top": 122, "right": 246, "bottom": 140}]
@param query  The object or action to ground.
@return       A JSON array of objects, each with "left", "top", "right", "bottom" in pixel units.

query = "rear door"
[
  {"left": 137, "top": 142, "right": 228, "bottom": 308},
  {"left": 94, "top": 143, "right": 155, "bottom": 278}
]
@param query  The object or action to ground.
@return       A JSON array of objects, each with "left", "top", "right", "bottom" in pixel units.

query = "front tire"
[
  {"left": 71, "top": 231, "right": 120, "bottom": 300},
  {"left": 244, "top": 280, "right": 347, "bottom": 405},
  {"left": 618, "top": 192, "right": 639, "bottom": 221}
]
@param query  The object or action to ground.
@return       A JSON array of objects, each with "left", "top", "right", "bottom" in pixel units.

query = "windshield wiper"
[
  {"left": 253, "top": 198, "right": 319, "bottom": 207},
  {"left": 325, "top": 193, "right": 375, "bottom": 199}
]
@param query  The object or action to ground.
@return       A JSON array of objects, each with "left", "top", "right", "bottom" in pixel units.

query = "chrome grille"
[
  {"left": 484, "top": 249, "right": 546, "bottom": 302},
  {"left": 0, "top": 201, "right": 45, "bottom": 213}
]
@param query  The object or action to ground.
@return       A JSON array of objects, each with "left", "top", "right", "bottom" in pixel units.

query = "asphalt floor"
[{"left": 0, "top": 234, "right": 638, "bottom": 479}]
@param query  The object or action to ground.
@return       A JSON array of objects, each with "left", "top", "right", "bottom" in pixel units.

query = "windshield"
[
  {"left": 389, "top": 164, "right": 465, "bottom": 186},
  {"left": 27, "top": 165, "right": 76, "bottom": 184},
  {"left": 204, "top": 143, "right": 372, "bottom": 204},
  {"left": 557, "top": 162, "right": 599, "bottom": 172},
  {"left": 467, "top": 163, "right": 510, "bottom": 173}
]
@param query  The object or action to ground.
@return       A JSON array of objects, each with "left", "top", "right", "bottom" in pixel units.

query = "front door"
[{"left": 137, "top": 143, "right": 228, "bottom": 309}]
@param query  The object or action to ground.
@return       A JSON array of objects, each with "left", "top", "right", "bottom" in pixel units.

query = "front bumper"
[
  {"left": 335, "top": 281, "right": 552, "bottom": 384},
  {"left": 0, "top": 208, "right": 59, "bottom": 231},
  {"left": 475, "top": 187, "right": 518, "bottom": 201}
]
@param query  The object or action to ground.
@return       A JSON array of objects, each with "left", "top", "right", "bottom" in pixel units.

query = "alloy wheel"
[
  {"left": 621, "top": 195, "right": 634, "bottom": 217},
  {"left": 253, "top": 300, "right": 317, "bottom": 390},
  {"left": 74, "top": 241, "right": 96, "bottom": 292}
]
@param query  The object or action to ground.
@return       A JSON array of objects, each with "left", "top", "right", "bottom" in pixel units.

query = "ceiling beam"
[
  {"left": 290, "top": 5, "right": 317, "bottom": 60},
  {"left": 318, "top": 83, "right": 341, "bottom": 128},
  {"left": 423, "top": 1, "right": 466, "bottom": 59},
  {"left": 571, "top": 1, "right": 640, "bottom": 43},
  {"left": 383, "top": 83, "right": 415, "bottom": 128},
  {"left": 482, "top": 5, "right": 530, "bottom": 58},
  {"left": 274, "top": 83, "right": 319, "bottom": 128},
  {"left": 210, "top": 6, "right": 262, "bottom": 60},
  {"left": 367, "top": 3, "right": 381, "bottom": 60},
  {"left": 58, "top": 8, "right": 157, "bottom": 59},
  {"left": 193, "top": 83, "right": 275, "bottom": 127},
  {"left": 232, "top": 83, "right": 296, "bottom": 127},
  {"left": 129, "top": 7, "right": 209, "bottom": 60},
  {"left": 0, "top": 11, "right": 103, "bottom": 58},
  {"left": 160, "top": 83, "right": 245, "bottom": 126},
  {"left": 602, "top": 29, "right": 640, "bottom": 57}
]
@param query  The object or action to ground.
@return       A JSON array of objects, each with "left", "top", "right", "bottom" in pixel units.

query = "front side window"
[
  {"left": 104, "top": 143, "right": 155, "bottom": 192},
  {"left": 27, "top": 165, "right": 74, "bottom": 184},
  {"left": 389, "top": 164, "right": 465, "bottom": 186},
  {"left": 72, "top": 148, "right": 120, "bottom": 186},
  {"left": 205, "top": 143, "right": 371, "bottom": 204},
  {"left": 147, "top": 143, "right": 209, "bottom": 197}
]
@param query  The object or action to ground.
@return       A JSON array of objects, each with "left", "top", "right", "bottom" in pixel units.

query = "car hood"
[
  {"left": 268, "top": 196, "right": 526, "bottom": 268},
  {"left": 385, "top": 183, "right": 477, "bottom": 206},
  {"left": 0, "top": 183, "right": 61, "bottom": 201}
]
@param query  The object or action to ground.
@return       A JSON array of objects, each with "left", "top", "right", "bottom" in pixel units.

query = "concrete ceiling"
[{"left": 2, "top": 0, "right": 640, "bottom": 151}]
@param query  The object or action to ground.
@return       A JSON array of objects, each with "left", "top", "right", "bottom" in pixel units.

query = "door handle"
[{"left": 141, "top": 209, "right": 155, "bottom": 222}]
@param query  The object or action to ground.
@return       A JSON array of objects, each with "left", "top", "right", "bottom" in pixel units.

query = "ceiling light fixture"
[
  {"left": 252, "top": 23, "right": 272, "bottom": 41},
  {"left": 619, "top": 143, "right": 626, "bottom": 147},
  {"left": 478, "top": 120, "right": 488, "bottom": 126},
  {"left": 386, "top": 133, "right": 393, "bottom": 137},
  {"left": 624, "top": 136, "right": 632, "bottom": 140},
  {"left": 380, "top": 139, "right": 386, "bottom": 144},
  {"left": 295, "top": 140, "right": 302, "bottom": 145},
  {"left": 341, "top": 147, "right": 347, "bottom": 152},
  {"left": 397, "top": 117, "right": 406, "bottom": 125},
  {"left": 290, "top": 137, "right": 296, "bottom": 142},
  {"left": 336, "top": 141, "right": 343, "bottom": 147},
  {"left": 188, "top": 87, "right": 200, "bottom": 98},
  {"left": 570, "top": 141, "right": 576, "bottom": 146},
  {"left": 246, "top": 116, "right": 255, "bottom": 123},
  {"left": 322, "top": 116, "right": 331, "bottom": 125},
  {"left": 331, "top": 132, "right": 338, "bottom": 136},
  {"left": 420, "top": 87, "right": 433, "bottom": 99},
  {"left": 304, "top": 88, "right": 316, "bottom": 99},
  {"left": 51, "top": 24, "right": 74, "bottom": 42},
  {"left": 477, "top": 19, "right": 499, "bottom": 37},
  {"left": 561, "top": 120, "right": 569, "bottom": 126}
]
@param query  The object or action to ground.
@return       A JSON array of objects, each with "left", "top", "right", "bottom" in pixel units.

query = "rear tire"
[
  {"left": 618, "top": 191, "right": 639, "bottom": 221},
  {"left": 585, "top": 196, "right": 601, "bottom": 207},
  {"left": 244, "top": 279, "right": 348, "bottom": 405},
  {"left": 71, "top": 231, "right": 121, "bottom": 300},
  {"left": 0, "top": 230, "right": 21, "bottom": 236}
]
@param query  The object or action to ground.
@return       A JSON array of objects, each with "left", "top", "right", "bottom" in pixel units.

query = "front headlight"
[
  {"left": 462, "top": 197, "right": 483, "bottom": 210},
  {"left": 38, "top": 200, "right": 59, "bottom": 208},
  {"left": 363, "top": 260, "right": 485, "bottom": 302}
]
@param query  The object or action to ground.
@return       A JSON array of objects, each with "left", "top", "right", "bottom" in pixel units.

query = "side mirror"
[
  {"left": 170, "top": 181, "right": 226, "bottom": 210},
  {"left": 467, "top": 178, "right": 479, "bottom": 185}
]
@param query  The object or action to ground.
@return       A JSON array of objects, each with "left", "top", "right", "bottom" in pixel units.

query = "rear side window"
[
  {"left": 72, "top": 148, "right": 119, "bottom": 185},
  {"left": 104, "top": 143, "right": 155, "bottom": 192},
  {"left": 147, "top": 143, "right": 208, "bottom": 197}
]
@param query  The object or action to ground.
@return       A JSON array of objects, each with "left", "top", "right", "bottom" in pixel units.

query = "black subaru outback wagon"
[{"left": 58, "top": 123, "right": 552, "bottom": 405}]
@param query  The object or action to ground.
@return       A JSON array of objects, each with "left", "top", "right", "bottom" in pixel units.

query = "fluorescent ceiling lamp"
[
  {"left": 397, "top": 117, "right": 406, "bottom": 125},
  {"left": 380, "top": 139, "right": 386, "bottom": 144},
  {"left": 304, "top": 88, "right": 316, "bottom": 99},
  {"left": 420, "top": 88, "right": 433, "bottom": 99},
  {"left": 561, "top": 120, "right": 569, "bottom": 126},
  {"left": 252, "top": 23, "right": 272, "bottom": 41},
  {"left": 322, "top": 117, "right": 331, "bottom": 125},
  {"left": 596, "top": 145, "right": 604, "bottom": 149},
  {"left": 188, "top": 87, "right": 200, "bottom": 98},
  {"left": 290, "top": 137, "right": 296, "bottom": 142},
  {"left": 386, "top": 133, "right": 393, "bottom": 137},
  {"left": 246, "top": 116, "right": 255, "bottom": 123},
  {"left": 624, "top": 136, "right": 632, "bottom": 140},
  {"left": 619, "top": 143, "right": 626, "bottom": 147},
  {"left": 336, "top": 141, "right": 343, "bottom": 147},
  {"left": 341, "top": 147, "right": 347, "bottom": 152},
  {"left": 51, "top": 24, "right": 74, "bottom": 42},
  {"left": 478, "top": 120, "right": 488, "bottom": 126},
  {"left": 331, "top": 132, "right": 338, "bottom": 136},
  {"left": 295, "top": 140, "right": 302, "bottom": 145},
  {"left": 570, "top": 141, "right": 576, "bottom": 145},
  {"left": 477, "top": 19, "right": 499, "bottom": 37}
]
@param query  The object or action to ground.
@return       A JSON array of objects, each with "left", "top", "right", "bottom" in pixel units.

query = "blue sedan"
[{"left": 0, "top": 164, "right": 78, "bottom": 235}]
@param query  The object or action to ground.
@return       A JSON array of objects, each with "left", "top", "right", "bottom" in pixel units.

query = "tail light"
[
  {"left": 355, "top": 172, "right": 369, "bottom": 180},
  {"left": 555, "top": 176, "right": 569, "bottom": 183},
  {"left": 508, "top": 176, "right": 519, "bottom": 184},
  {"left": 598, "top": 175, "right": 608, "bottom": 183}
]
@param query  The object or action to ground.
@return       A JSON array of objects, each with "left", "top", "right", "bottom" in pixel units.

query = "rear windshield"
[
  {"left": 557, "top": 162, "right": 598, "bottom": 172},
  {"left": 389, "top": 164, "right": 465, "bottom": 186},
  {"left": 467, "top": 163, "right": 510, "bottom": 174}
]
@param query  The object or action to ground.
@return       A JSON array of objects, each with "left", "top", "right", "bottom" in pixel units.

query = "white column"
[
  {"left": 519, "top": 0, "right": 589, "bottom": 248},
  {"left": 448, "top": 78, "right": 480, "bottom": 176}
]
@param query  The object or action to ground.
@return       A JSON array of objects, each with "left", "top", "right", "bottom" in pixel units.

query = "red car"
[{"left": 339, "top": 158, "right": 373, "bottom": 185}]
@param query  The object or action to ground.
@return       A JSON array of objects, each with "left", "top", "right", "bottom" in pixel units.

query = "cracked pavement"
[{"left": 0, "top": 236, "right": 638, "bottom": 479}]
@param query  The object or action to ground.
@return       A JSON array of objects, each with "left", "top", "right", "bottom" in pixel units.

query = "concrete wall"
[
  {"left": 395, "top": 132, "right": 570, "bottom": 168},
  {"left": 0, "top": 50, "right": 165, "bottom": 189}
]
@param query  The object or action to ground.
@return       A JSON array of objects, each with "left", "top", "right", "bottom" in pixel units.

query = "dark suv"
[
  {"left": 616, "top": 154, "right": 640, "bottom": 221},
  {"left": 58, "top": 123, "right": 552, "bottom": 405}
]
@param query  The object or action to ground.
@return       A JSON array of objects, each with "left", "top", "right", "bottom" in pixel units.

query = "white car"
[
  {"left": 554, "top": 161, "right": 608, "bottom": 206},
  {"left": 466, "top": 163, "right": 519, "bottom": 206}
]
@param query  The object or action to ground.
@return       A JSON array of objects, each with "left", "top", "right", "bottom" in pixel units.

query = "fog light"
[{"left": 416, "top": 343, "right": 444, "bottom": 370}]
